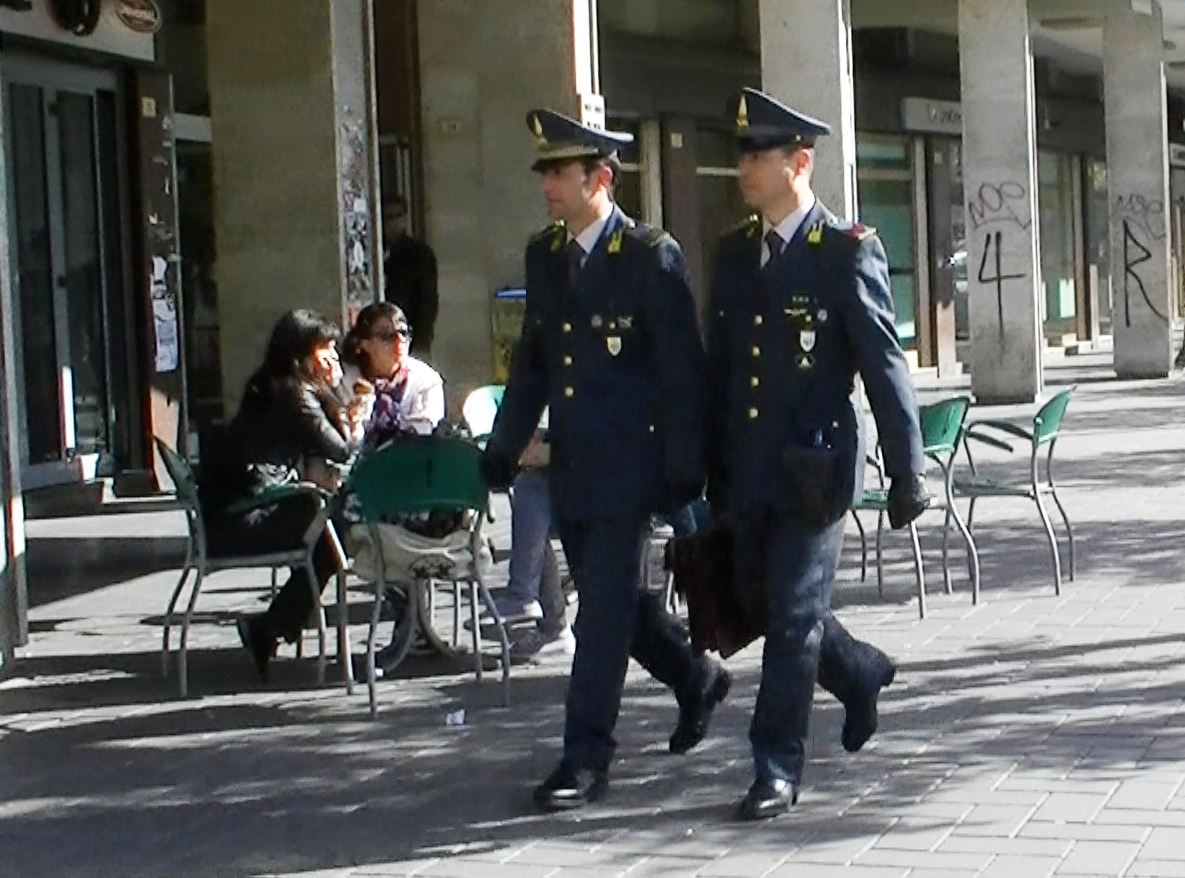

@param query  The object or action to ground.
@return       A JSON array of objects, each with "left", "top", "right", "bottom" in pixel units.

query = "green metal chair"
[
  {"left": 461, "top": 384, "right": 506, "bottom": 450},
  {"left": 850, "top": 395, "right": 980, "bottom": 618},
  {"left": 953, "top": 386, "right": 1076, "bottom": 595},
  {"left": 345, "top": 436, "right": 510, "bottom": 716},
  {"left": 154, "top": 438, "right": 350, "bottom": 697}
]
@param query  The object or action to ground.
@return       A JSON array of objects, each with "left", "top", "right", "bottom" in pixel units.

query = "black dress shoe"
[
  {"left": 532, "top": 763, "right": 609, "bottom": 812},
  {"left": 236, "top": 614, "right": 276, "bottom": 681},
  {"left": 841, "top": 649, "right": 897, "bottom": 753},
  {"left": 670, "top": 660, "right": 732, "bottom": 755},
  {"left": 737, "top": 777, "right": 798, "bottom": 821}
]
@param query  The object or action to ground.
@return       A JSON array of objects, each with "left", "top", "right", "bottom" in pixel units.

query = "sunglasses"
[{"left": 372, "top": 326, "right": 411, "bottom": 342}]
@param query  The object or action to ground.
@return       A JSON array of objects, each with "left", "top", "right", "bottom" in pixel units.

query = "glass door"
[
  {"left": 856, "top": 136, "right": 919, "bottom": 353},
  {"left": 3, "top": 60, "right": 128, "bottom": 488}
]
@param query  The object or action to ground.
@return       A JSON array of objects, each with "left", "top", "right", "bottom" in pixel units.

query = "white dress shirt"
[
  {"left": 761, "top": 192, "right": 817, "bottom": 267},
  {"left": 568, "top": 199, "right": 616, "bottom": 265}
]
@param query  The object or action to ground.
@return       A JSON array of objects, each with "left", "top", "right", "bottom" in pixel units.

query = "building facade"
[{"left": 3, "top": 0, "right": 1184, "bottom": 665}]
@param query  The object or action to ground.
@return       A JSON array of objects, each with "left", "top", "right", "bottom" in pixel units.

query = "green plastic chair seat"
[
  {"left": 849, "top": 395, "right": 979, "bottom": 618},
  {"left": 857, "top": 488, "right": 890, "bottom": 511},
  {"left": 951, "top": 475, "right": 1034, "bottom": 498},
  {"left": 953, "top": 386, "right": 1076, "bottom": 595},
  {"left": 343, "top": 436, "right": 510, "bottom": 716}
]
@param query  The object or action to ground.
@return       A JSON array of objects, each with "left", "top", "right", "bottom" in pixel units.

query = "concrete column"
[
  {"left": 1105, "top": 4, "right": 1173, "bottom": 378},
  {"left": 418, "top": 0, "right": 597, "bottom": 405},
  {"left": 206, "top": 0, "right": 380, "bottom": 413},
  {"left": 958, "top": 0, "right": 1043, "bottom": 403},
  {"left": 0, "top": 74, "right": 27, "bottom": 670},
  {"left": 759, "top": 0, "right": 857, "bottom": 219}
]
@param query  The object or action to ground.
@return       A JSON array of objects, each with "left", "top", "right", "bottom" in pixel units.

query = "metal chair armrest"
[
  {"left": 965, "top": 419, "right": 1035, "bottom": 444},
  {"left": 225, "top": 482, "right": 329, "bottom": 515},
  {"left": 961, "top": 423, "right": 1022, "bottom": 453}
]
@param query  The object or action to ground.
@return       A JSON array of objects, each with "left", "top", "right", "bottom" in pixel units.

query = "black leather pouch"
[{"left": 781, "top": 442, "right": 840, "bottom": 527}]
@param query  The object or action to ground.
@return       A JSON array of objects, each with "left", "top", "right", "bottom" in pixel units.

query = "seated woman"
[
  {"left": 341, "top": 303, "right": 450, "bottom": 669},
  {"left": 341, "top": 302, "right": 444, "bottom": 443},
  {"left": 198, "top": 309, "right": 365, "bottom": 679}
]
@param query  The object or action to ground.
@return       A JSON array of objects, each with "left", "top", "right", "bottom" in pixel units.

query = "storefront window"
[
  {"left": 1038, "top": 151, "right": 1077, "bottom": 340},
  {"left": 857, "top": 137, "right": 918, "bottom": 350}
]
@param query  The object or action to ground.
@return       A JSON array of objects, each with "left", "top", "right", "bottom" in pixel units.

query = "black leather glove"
[
  {"left": 887, "top": 474, "right": 930, "bottom": 530},
  {"left": 480, "top": 448, "right": 516, "bottom": 492}
]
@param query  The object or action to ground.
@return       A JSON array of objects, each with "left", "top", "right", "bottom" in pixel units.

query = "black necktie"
[
  {"left": 763, "top": 229, "right": 784, "bottom": 274},
  {"left": 567, "top": 239, "right": 585, "bottom": 287}
]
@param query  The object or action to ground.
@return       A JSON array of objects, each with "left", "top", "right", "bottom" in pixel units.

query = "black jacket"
[{"left": 198, "top": 379, "right": 352, "bottom": 513}]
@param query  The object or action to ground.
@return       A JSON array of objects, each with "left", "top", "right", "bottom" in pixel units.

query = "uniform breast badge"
[
  {"left": 800, "top": 330, "right": 816, "bottom": 352},
  {"left": 607, "top": 336, "right": 622, "bottom": 356}
]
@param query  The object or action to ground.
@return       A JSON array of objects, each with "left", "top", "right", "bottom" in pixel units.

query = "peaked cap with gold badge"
[
  {"left": 526, "top": 108, "right": 634, "bottom": 171},
  {"left": 727, "top": 87, "right": 832, "bottom": 152}
]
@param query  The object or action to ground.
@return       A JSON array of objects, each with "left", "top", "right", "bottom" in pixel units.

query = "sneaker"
[
  {"left": 511, "top": 625, "right": 576, "bottom": 661},
  {"left": 489, "top": 596, "right": 543, "bottom": 623}
]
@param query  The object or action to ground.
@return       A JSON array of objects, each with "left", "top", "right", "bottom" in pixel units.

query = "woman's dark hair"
[
  {"left": 342, "top": 301, "right": 409, "bottom": 376},
  {"left": 241, "top": 309, "right": 341, "bottom": 411}
]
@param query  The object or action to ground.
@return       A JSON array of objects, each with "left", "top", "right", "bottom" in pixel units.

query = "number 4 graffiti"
[{"left": 977, "top": 231, "right": 1026, "bottom": 336}]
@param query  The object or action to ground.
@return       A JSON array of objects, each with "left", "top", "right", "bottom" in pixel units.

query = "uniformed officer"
[
  {"left": 707, "top": 88, "right": 930, "bottom": 820},
  {"left": 483, "top": 108, "right": 731, "bottom": 812}
]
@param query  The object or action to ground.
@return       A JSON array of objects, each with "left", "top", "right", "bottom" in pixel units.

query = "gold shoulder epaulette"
[
  {"left": 624, "top": 222, "right": 669, "bottom": 248},
  {"left": 723, "top": 214, "right": 761, "bottom": 239},
  {"left": 827, "top": 220, "right": 877, "bottom": 241},
  {"left": 529, "top": 222, "right": 566, "bottom": 251}
]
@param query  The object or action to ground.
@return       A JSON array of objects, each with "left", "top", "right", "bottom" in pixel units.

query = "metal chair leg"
[
  {"left": 909, "top": 522, "right": 926, "bottom": 619},
  {"left": 336, "top": 569, "right": 354, "bottom": 694},
  {"left": 1033, "top": 490, "right": 1063, "bottom": 596},
  {"left": 178, "top": 568, "right": 207, "bottom": 698},
  {"left": 941, "top": 507, "right": 954, "bottom": 595},
  {"left": 852, "top": 511, "right": 868, "bottom": 582},
  {"left": 946, "top": 498, "right": 980, "bottom": 606},
  {"left": 1050, "top": 486, "right": 1075, "bottom": 581},
  {"left": 476, "top": 576, "right": 511, "bottom": 705},
  {"left": 305, "top": 561, "right": 327, "bottom": 685},
  {"left": 367, "top": 571, "right": 385, "bottom": 718},
  {"left": 452, "top": 581, "right": 462, "bottom": 648},
  {"left": 470, "top": 581, "right": 482, "bottom": 681},
  {"left": 161, "top": 554, "right": 193, "bottom": 678},
  {"left": 875, "top": 511, "right": 886, "bottom": 598}
]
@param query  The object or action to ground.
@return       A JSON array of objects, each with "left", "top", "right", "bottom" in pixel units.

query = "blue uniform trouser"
[
  {"left": 746, "top": 514, "right": 846, "bottom": 786},
  {"left": 558, "top": 517, "right": 700, "bottom": 772}
]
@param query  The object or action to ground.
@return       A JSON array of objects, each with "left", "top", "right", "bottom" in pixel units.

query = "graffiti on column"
[
  {"left": 967, "top": 182, "right": 1031, "bottom": 338},
  {"left": 1113, "top": 194, "right": 1168, "bottom": 326},
  {"left": 338, "top": 111, "right": 374, "bottom": 317}
]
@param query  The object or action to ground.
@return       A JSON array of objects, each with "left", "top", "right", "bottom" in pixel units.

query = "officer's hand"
[
  {"left": 887, "top": 475, "right": 930, "bottom": 530},
  {"left": 480, "top": 448, "right": 516, "bottom": 492}
]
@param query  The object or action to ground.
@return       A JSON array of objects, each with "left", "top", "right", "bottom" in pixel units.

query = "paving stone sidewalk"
[{"left": 2, "top": 363, "right": 1185, "bottom": 878}]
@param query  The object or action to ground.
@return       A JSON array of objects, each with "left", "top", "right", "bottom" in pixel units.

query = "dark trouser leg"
[
  {"left": 750, "top": 516, "right": 845, "bottom": 786},
  {"left": 631, "top": 589, "right": 702, "bottom": 704},
  {"left": 558, "top": 519, "right": 646, "bottom": 772},
  {"left": 265, "top": 531, "right": 337, "bottom": 643}
]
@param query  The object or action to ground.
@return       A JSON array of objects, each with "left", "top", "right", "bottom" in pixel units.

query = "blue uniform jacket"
[
  {"left": 488, "top": 206, "right": 708, "bottom": 524},
  {"left": 706, "top": 200, "right": 924, "bottom": 523}
]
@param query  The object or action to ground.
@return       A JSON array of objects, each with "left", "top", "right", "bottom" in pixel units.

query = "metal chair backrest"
[
  {"left": 347, "top": 436, "right": 489, "bottom": 521},
  {"left": 461, "top": 384, "right": 505, "bottom": 446},
  {"left": 154, "top": 437, "right": 200, "bottom": 510},
  {"left": 1033, "top": 387, "right": 1074, "bottom": 446},
  {"left": 921, "top": 396, "right": 971, "bottom": 459}
]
